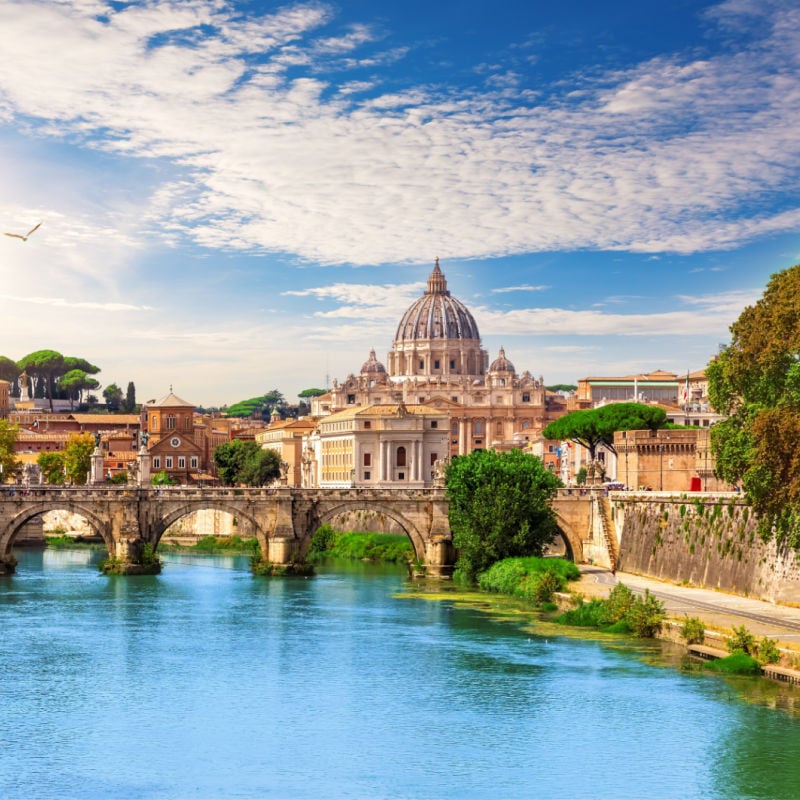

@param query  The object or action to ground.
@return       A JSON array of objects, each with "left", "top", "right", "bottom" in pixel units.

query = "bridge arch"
[
  {"left": 303, "top": 501, "right": 427, "bottom": 563},
  {"left": 149, "top": 501, "right": 264, "bottom": 551},
  {"left": 0, "top": 501, "right": 113, "bottom": 563},
  {"left": 552, "top": 512, "right": 583, "bottom": 563}
]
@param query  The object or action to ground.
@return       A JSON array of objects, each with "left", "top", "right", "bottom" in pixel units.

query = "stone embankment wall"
[{"left": 612, "top": 494, "right": 800, "bottom": 605}]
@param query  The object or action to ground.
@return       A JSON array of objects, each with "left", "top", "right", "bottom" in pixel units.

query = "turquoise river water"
[{"left": 2, "top": 547, "right": 800, "bottom": 800}]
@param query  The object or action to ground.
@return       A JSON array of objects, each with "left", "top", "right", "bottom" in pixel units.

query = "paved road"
[{"left": 579, "top": 567, "right": 800, "bottom": 644}]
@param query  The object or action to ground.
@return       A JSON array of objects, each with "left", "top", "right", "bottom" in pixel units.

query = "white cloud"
[
  {"left": 0, "top": 294, "right": 153, "bottom": 311},
  {"left": 0, "top": 0, "right": 796, "bottom": 267},
  {"left": 491, "top": 284, "right": 550, "bottom": 293}
]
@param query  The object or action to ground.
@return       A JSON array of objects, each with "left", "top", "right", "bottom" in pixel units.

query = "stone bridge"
[{"left": 0, "top": 486, "right": 596, "bottom": 577}]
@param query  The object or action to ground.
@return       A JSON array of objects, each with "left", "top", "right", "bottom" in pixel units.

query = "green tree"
[
  {"left": 213, "top": 440, "right": 281, "bottom": 486},
  {"left": 238, "top": 446, "right": 282, "bottom": 486},
  {"left": 60, "top": 369, "right": 100, "bottom": 410},
  {"left": 445, "top": 449, "right": 562, "bottom": 583},
  {"left": 103, "top": 382, "right": 124, "bottom": 412},
  {"left": 542, "top": 402, "right": 668, "bottom": 461},
  {"left": 37, "top": 452, "right": 65, "bottom": 485},
  {"left": 298, "top": 388, "right": 327, "bottom": 399},
  {"left": 0, "top": 420, "right": 20, "bottom": 482},
  {"left": 708, "top": 264, "right": 800, "bottom": 544},
  {"left": 63, "top": 433, "right": 94, "bottom": 485},
  {"left": 0, "top": 356, "right": 20, "bottom": 383},
  {"left": 151, "top": 470, "right": 175, "bottom": 486},
  {"left": 124, "top": 381, "right": 137, "bottom": 413},
  {"left": 17, "top": 350, "right": 65, "bottom": 411}
]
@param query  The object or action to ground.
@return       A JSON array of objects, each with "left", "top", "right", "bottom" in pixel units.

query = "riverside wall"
[{"left": 612, "top": 493, "right": 800, "bottom": 605}]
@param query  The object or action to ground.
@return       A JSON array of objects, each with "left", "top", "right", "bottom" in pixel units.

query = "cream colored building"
[
  {"left": 303, "top": 403, "right": 448, "bottom": 489},
  {"left": 255, "top": 417, "right": 318, "bottom": 487},
  {"left": 311, "top": 260, "right": 566, "bottom": 455}
]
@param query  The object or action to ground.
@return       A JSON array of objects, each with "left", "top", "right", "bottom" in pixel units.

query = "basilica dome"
[
  {"left": 489, "top": 347, "right": 515, "bottom": 374},
  {"left": 394, "top": 258, "right": 480, "bottom": 343},
  {"left": 360, "top": 349, "right": 387, "bottom": 375}
]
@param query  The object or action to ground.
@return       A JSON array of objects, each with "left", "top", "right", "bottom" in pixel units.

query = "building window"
[
  {"left": 364, "top": 453, "right": 371, "bottom": 467},
  {"left": 496, "top": 422, "right": 502, "bottom": 435},
  {"left": 153, "top": 457, "right": 160, "bottom": 469},
  {"left": 430, "top": 453, "right": 437, "bottom": 465},
  {"left": 522, "top": 420, "right": 531, "bottom": 430},
  {"left": 151, "top": 414, "right": 159, "bottom": 430},
  {"left": 184, "top": 417, "right": 191, "bottom": 430},
  {"left": 451, "top": 422, "right": 458, "bottom": 434},
  {"left": 522, "top": 393, "right": 530, "bottom": 403},
  {"left": 165, "top": 456, "right": 173, "bottom": 468},
  {"left": 450, "top": 360, "right": 455, "bottom": 370},
  {"left": 451, "top": 396, "right": 457, "bottom": 402},
  {"left": 166, "top": 415, "right": 176, "bottom": 430},
  {"left": 364, "top": 471, "right": 371, "bottom": 480},
  {"left": 434, "top": 359, "right": 440, "bottom": 369},
  {"left": 474, "top": 421, "right": 483, "bottom": 435},
  {"left": 364, "top": 420, "right": 371, "bottom": 429},
  {"left": 431, "top": 420, "right": 438, "bottom": 428},
  {"left": 419, "top": 359, "right": 424, "bottom": 370},
  {"left": 190, "top": 457, "right": 198, "bottom": 468},
  {"left": 178, "top": 457, "right": 186, "bottom": 468},
  {"left": 397, "top": 446, "right": 406, "bottom": 467},
  {"left": 398, "top": 472, "right": 405, "bottom": 480},
  {"left": 347, "top": 394, "right": 355, "bottom": 404}
]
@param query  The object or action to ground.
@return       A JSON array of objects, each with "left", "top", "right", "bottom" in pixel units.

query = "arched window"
[{"left": 396, "top": 446, "right": 406, "bottom": 467}]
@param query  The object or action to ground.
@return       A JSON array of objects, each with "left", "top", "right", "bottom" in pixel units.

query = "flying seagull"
[{"left": 4, "top": 222, "right": 41, "bottom": 242}]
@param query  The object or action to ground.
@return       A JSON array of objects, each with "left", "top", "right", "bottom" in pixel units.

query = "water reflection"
[{"left": 1, "top": 548, "right": 800, "bottom": 800}]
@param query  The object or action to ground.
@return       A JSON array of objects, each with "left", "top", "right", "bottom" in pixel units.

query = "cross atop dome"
[{"left": 426, "top": 257, "right": 449, "bottom": 295}]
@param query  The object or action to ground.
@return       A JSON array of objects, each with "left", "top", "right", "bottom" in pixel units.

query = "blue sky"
[{"left": 1, "top": 0, "right": 799, "bottom": 407}]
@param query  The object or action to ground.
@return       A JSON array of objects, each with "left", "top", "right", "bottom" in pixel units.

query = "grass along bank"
[
  {"left": 308, "top": 525, "right": 413, "bottom": 564},
  {"left": 158, "top": 535, "right": 260, "bottom": 555}
]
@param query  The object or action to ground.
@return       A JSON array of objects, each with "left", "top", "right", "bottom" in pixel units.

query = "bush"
[
  {"left": 706, "top": 651, "right": 762, "bottom": 676},
  {"left": 555, "top": 598, "right": 608, "bottom": 628},
  {"left": 680, "top": 616, "right": 705, "bottom": 645},
  {"left": 604, "top": 583, "right": 635, "bottom": 625},
  {"left": 757, "top": 636, "right": 781, "bottom": 665},
  {"left": 624, "top": 590, "right": 665, "bottom": 638},
  {"left": 478, "top": 557, "right": 580, "bottom": 603},
  {"left": 727, "top": 625, "right": 756, "bottom": 655},
  {"left": 308, "top": 524, "right": 338, "bottom": 555}
]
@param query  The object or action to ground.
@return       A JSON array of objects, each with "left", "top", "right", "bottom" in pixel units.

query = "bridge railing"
[{"left": 0, "top": 485, "right": 449, "bottom": 500}]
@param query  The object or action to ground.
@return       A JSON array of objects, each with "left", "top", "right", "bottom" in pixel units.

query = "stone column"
[
  {"left": 458, "top": 419, "right": 467, "bottom": 455},
  {"left": 90, "top": 448, "right": 105, "bottom": 485},
  {"left": 411, "top": 440, "right": 418, "bottom": 482},
  {"left": 137, "top": 447, "right": 151, "bottom": 486}
]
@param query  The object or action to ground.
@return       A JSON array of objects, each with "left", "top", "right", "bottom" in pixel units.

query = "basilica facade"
[{"left": 312, "top": 259, "right": 566, "bottom": 458}]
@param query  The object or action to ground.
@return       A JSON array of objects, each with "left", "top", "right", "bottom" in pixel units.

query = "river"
[{"left": 1, "top": 547, "right": 800, "bottom": 800}]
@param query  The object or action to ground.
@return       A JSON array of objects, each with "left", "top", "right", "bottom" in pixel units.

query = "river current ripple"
[{"left": 1, "top": 547, "right": 800, "bottom": 800}]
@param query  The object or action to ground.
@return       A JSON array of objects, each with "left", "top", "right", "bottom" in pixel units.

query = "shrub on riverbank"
[
  {"left": 554, "top": 583, "right": 666, "bottom": 638},
  {"left": 477, "top": 557, "right": 580, "bottom": 602},
  {"left": 159, "top": 535, "right": 259, "bottom": 554},
  {"left": 705, "top": 650, "right": 763, "bottom": 676},
  {"left": 309, "top": 525, "right": 413, "bottom": 563}
]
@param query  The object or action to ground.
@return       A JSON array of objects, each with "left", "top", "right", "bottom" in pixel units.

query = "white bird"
[{"left": 4, "top": 222, "right": 41, "bottom": 242}]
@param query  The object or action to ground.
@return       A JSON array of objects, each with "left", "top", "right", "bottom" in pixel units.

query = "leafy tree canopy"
[
  {"left": 298, "top": 388, "right": 327, "bottom": 398},
  {"left": 150, "top": 470, "right": 175, "bottom": 486},
  {"left": 546, "top": 384, "right": 577, "bottom": 393},
  {"left": 37, "top": 451, "right": 65, "bottom": 485},
  {"left": 64, "top": 433, "right": 94, "bottom": 485},
  {"left": 708, "top": 264, "right": 800, "bottom": 544},
  {"left": 225, "top": 390, "right": 286, "bottom": 419},
  {"left": 103, "top": 382, "right": 124, "bottom": 412},
  {"left": 542, "top": 402, "right": 667, "bottom": 460},
  {"left": 0, "top": 356, "right": 20, "bottom": 383},
  {"left": 445, "top": 449, "right": 562, "bottom": 583},
  {"left": 0, "top": 420, "right": 20, "bottom": 481},
  {"left": 213, "top": 439, "right": 281, "bottom": 486}
]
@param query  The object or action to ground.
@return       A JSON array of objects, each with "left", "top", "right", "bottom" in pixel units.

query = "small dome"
[
  {"left": 489, "top": 347, "right": 515, "bottom": 374},
  {"left": 361, "top": 349, "right": 387, "bottom": 375},
  {"left": 394, "top": 258, "right": 481, "bottom": 343}
]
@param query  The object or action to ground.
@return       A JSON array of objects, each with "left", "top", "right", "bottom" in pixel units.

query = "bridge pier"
[
  {"left": 0, "top": 554, "right": 17, "bottom": 576},
  {"left": 424, "top": 537, "right": 455, "bottom": 578}
]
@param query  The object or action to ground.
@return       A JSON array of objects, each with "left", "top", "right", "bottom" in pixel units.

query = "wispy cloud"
[
  {"left": 0, "top": 294, "right": 153, "bottom": 312},
  {"left": 0, "top": 0, "right": 797, "bottom": 266},
  {"left": 491, "top": 284, "right": 550, "bottom": 293}
]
